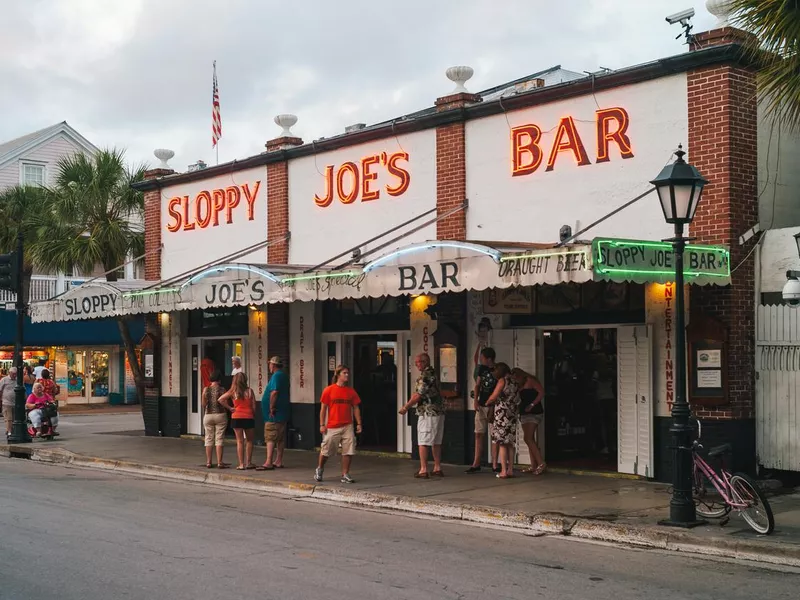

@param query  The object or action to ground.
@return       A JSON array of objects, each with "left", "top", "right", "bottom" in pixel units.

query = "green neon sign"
[{"left": 592, "top": 238, "right": 730, "bottom": 279}]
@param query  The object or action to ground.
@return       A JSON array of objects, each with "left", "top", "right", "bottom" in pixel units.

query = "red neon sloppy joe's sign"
[
  {"left": 166, "top": 181, "right": 262, "bottom": 232},
  {"left": 511, "top": 107, "right": 634, "bottom": 176},
  {"left": 314, "top": 151, "right": 410, "bottom": 207}
]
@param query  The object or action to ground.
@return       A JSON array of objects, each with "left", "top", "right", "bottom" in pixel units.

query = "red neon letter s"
[
  {"left": 596, "top": 107, "right": 634, "bottom": 163},
  {"left": 166, "top": 197, "right": 182, "bottom": 232},
  {"left": 385, "top": 152, "right": 410, "bottom": 196},
  {"left": 314, "top": 165, "right": 334, "bottom": 207},
  {"left": 511, "top": 125, "right": 543, "bottom": 177},
  {"left": 546, "top": 116, "right": 591, "bottom": 171}
]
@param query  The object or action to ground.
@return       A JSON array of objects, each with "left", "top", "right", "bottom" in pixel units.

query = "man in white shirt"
[
  {"left": 33, "top": 360, "right": 46, "bottom": 380},
  {"left": 231, "top": 356, "right": 243, "bottom": 375}
]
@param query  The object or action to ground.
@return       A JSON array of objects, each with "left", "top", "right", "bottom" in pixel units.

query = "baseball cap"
[{"left": 269, "top": 356, "right": 283, "bottom": 366}]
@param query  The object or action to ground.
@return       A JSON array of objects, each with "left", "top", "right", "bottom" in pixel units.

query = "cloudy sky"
[{"left": 0, "top": 0, "right": 719, "bottom": 170}]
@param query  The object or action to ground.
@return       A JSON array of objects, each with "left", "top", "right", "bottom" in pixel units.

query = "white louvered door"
[
  {"left": 617, "top": 325, "right": 653, "bottom": 476},
  {"left": 513, "top": 329, "right": 541, "bottom": 465}
]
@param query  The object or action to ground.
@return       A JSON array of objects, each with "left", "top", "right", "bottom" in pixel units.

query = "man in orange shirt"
[{"left": 315, "top": 365, "right": 362, "bottom": 484}]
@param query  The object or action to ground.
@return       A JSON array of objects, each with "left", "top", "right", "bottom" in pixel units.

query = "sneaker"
[
  {"left": 341, "top": 474, "right": 355, "bottom": 484},
  {"left": 314, "top": 467, "right": 323, "bottom": 482}
]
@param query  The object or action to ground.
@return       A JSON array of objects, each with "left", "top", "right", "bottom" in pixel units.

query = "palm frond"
[{"left": 730, "top": 0, "right": 800, "bottom": 129}]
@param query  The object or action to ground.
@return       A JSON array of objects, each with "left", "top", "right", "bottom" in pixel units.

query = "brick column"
[
  {"left": 435, "top": 92, "right": 480, "bottom": 240},
  {"left": 265, "top": 136, "right": 302, "bottom": 263},
  {"left": 263, "top": 133, "right": 303, "bottom": 444},
  {"left": 143, "top": 168, "right": 174, "bottom": 281},
  {"left": 686, "top": 28, "right": 758, "bottom": 469}
]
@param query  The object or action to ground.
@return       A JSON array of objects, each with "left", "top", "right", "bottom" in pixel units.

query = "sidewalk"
[
  {"left": 3, "top": 416, "right": 800, "bottom": 566},
  {"left": 57, "top": 404, "right": 141, "bottom": 416}
]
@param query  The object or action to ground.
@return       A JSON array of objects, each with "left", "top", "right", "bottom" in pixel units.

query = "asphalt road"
[{"left": 0, "top": 457, "right": 797, "bottom": 600}]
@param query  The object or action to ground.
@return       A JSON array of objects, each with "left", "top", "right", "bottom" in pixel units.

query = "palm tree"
[
  {"left": 29, "top": 148, "right": 148, "bottom": 407},
  {"left": 729, "top": 0, "right": 800, "bottom": 128},
  {"left": 0, "top": 185, "right": 53, "bottom": 304}
]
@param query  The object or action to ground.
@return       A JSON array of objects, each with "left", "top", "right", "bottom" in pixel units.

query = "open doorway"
[
  {"left": 201, "top": 339, "right": 243, "bottom": 390},
  {"left": 351, "top": 334, "right": 397, "bottom": 452},
  {"left": 542, "top": 328, "right": 618, "bottom": 471}
]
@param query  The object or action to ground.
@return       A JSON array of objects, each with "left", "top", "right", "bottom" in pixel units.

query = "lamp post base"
[{"left": 658, "top": 518, "right": 708, "bottom": 529}]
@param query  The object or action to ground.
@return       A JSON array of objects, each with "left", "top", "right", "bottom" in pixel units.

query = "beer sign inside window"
[{"left": 511, "top": 107, "right": 634, "bottom": 176}]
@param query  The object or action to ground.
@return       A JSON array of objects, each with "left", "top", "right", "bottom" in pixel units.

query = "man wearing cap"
[{"left": 258, "top": 356, "right": 290, "bottom": 470}]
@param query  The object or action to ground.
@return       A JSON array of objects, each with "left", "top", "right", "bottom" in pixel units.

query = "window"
[{"left": 21, "top": 163, "right": 45, "bottom": 187}]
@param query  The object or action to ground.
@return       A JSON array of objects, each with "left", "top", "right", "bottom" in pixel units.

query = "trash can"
[{"left": 109, "top": 392, "right": 124, "bottom": 406}]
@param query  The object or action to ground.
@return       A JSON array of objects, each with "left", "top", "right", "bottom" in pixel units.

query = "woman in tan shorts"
[{"left": 202, "top": 370, "right": 230, "bottom": 469}]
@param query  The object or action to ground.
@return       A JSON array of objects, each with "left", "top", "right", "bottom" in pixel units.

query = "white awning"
[{"left": 29, "top": 242, "right": 593, "bottom": 323}]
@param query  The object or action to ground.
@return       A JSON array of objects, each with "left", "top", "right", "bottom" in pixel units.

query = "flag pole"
[{"left": 212, "top": 59, "right": 221, "bottom": 165}]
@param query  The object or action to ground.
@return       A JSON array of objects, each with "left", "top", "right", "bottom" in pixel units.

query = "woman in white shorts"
[{"left": 512, "top": 368, "right": 546, "bottom": 475}]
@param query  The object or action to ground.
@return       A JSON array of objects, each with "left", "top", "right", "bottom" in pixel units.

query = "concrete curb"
[{"left": 3, "top": 443, "right": 799, "bottom": 567}]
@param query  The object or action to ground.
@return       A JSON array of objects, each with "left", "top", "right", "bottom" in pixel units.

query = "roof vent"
[
  {"left": 345, "top": 123, "right": 367, "bottom": 133},
  {"left": 514, "top": 78, "right": 545, "bottom": 94}
]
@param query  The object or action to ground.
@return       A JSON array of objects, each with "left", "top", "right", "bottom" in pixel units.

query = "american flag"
[{"left": 212, "top": 61, "right": 222, "bottom": 147}]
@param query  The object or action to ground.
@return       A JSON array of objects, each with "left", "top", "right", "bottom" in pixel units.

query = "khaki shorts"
[
  {"left": 321, "top": 424, "right": 357, "bottom": 457},
  {"left": 474, "top": 406, "right": 493, "bottom": 434},
  {"left": 203, "top": 413, "right": 227, "bottom": 447},
  {"left": 264, "top": 421, "right": 287, "bottom": 444},
  {"left": 417, "top": 414, "right": 445, "bottom": 446},
  {"left": 2, "top": 405, "right": 13, "bottom": 424},
  {"left": 520, "top": 413, "right": 543, "bottom": 425}
]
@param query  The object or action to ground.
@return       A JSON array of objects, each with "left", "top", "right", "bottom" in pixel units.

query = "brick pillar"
[
  {"left": 143, "top": 168, "right": 174, "bottom": 281},
  {"left": 687, "top": 28, "right": 758, "bottom": 469},
  {"left": 435, "top": 92, "right": 480, "bottom": 240},
  {"left": 263, "top": 134, "right": 302, "bottom": 444},
  {"left": 265, "top": 136, "right": 302, "bottom": 263}
]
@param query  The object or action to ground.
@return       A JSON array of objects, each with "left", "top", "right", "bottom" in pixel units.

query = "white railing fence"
[
  {"left": 0, "top": 275, "right": 92, "bottom": 305},
  {"left": 755, "top": 304, "right": 800, "bottom": 472}
]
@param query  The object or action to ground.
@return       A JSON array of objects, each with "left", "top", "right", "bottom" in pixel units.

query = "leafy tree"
[
  {"left": 730, "top": 0, "right": 800, "bottom": 128},
  {"left": 0, "top": 185, "right": 52, "bottom": 305},
  {"left": 28, "top": 149, "right": 148, "bottom": 406}
]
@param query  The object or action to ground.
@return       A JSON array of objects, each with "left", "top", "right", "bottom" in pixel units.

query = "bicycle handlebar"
[{"left": 695, "top": 418, "right": 702, "bottom": 441}]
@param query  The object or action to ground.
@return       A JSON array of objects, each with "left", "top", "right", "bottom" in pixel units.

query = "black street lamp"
[{"left": 650, "top": 145, "right": 707, "bottom": 527}]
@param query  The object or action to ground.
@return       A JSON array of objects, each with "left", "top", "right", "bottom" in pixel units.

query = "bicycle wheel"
[
  {"left": 694, "top": 466, "right": 728, "bottom": 518},
  {"left": 730, "top": 473, "right": 775, "bottom": 535}
]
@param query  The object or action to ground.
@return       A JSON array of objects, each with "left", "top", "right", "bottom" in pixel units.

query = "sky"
[{"left": 0, "top": 0, "right": 720, "bottom": 171}]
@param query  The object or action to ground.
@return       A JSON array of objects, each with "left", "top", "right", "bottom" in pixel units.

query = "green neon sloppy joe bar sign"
[{"left": 592, "top": 238, "right": 730, "bottom": 280}]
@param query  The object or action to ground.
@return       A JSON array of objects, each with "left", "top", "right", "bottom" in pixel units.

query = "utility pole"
[{"left": 2, "top": 233, "right": 30, "bottom": 443}]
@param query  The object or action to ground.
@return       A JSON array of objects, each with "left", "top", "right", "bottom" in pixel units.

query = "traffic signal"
[{"left": 0, "top": 251, "right": 19, "bottom": 292}]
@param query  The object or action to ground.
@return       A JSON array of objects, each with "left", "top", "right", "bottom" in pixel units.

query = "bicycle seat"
[{"left": 707, "top": 443, "right": 732, "bottom": 457}]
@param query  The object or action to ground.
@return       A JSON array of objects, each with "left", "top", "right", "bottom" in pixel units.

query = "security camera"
[
  {"left": 783, "top": 274, "right": 800, "bottom": 306},
  {"left": 666, "top": 8, "right": 695, "bottom": 25}
]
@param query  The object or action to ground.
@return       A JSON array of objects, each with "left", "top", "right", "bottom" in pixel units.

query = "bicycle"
[{"left": 691, "top": 419, "right": 774, "bottom": 534}]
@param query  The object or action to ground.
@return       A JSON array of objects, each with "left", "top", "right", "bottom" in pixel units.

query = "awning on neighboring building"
[{"left": 29, "top": 237, "right": 731, "bottom": 324}]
